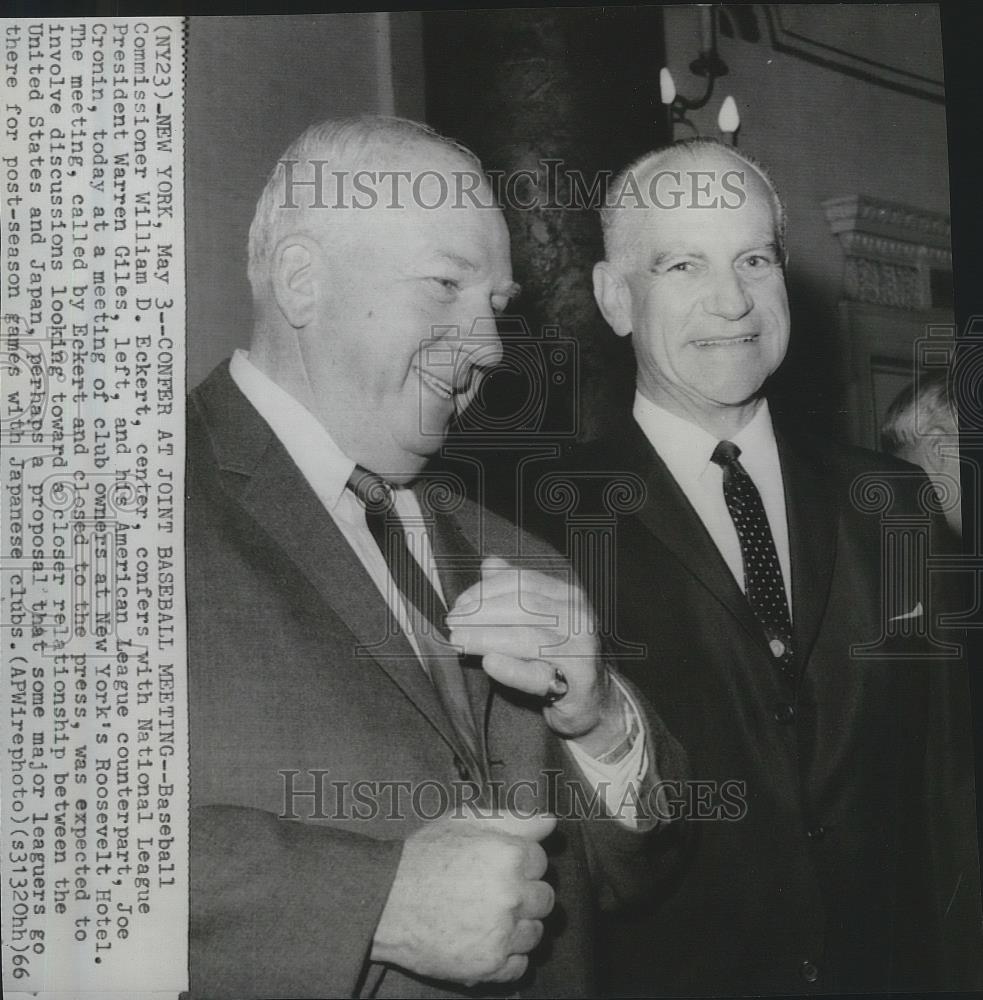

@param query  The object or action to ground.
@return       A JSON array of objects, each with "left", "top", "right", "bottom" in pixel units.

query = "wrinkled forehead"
[
  {"left": 289, "top": 141, "right": 507, "bottom": 255},
  {"left": 642, "top": 146, "right": 774, "bottom": 201},
  {"left": 293, "top": 139, "right": 489, "bottom": 213},
  {"left": 359, "top": 166, "right": 508, "bottom": 253},
  {"left": 613, "top": 147, "right": 780, "bottom": 260}
]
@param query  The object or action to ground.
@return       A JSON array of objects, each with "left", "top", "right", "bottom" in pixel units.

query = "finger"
[
  {"left": 517, "top": 877, "right": 555, "bottom": 920},
  {"left": 450, "top": 576, "right": 523, "bottom": 614},
  {"left": 478, "top": 567, "right": 564, "bottom": 601},
  {"left": 509, "top": 917, "right": 546, "bottom": 955},
  {"left": 448, "top": 625, "right": 562, "bottom": 661},
  {"left": 480, "top": 651, "right": 563, "bottom": 698},
  {"left": 521, "top": 840, "right": 550, "bottom": 881},
  {"left": 449, "top": 618, "right": 595, "bottom": 667},
  {"left": 460, "top": 578, "right": 590, "bottom": 629},
  {"left": 464, "top": 809, "right": 557, "bottom": 842},
  {"left": 484, "top": 954, "right": 529, "bottom": 984},
  {"left": 447, "top": 589, "right": 561, "bottom": 627},
  {"left": 452, "top": 566, "right": 567, "bottom": 612},
  {"left": 481, "top": 555, "right": 512, "bottom": 575}
]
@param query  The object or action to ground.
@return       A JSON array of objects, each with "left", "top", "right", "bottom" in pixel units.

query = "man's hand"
[
  {"left": 446, "top": 557, "right": 627, "bottom": 755},
  {"left": 371, "top": 810, "right": 556, "bottom": 985}
]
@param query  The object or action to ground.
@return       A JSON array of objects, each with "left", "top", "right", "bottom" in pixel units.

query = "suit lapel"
[
  {"left": 620, "top": 418, "right": 841, "bottom": 669},
  {"left": 192, "top": 365, "right": 473, "bottom": 759},
  {"left": 776, "top": 430, "right": 839, "bottom": 669},
  {"left": 618, "top": 420, "right": 767, "bottom": 649}
]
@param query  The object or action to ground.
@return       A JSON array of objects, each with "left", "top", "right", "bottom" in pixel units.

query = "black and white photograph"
[{"left": 2, "top": 5, "right": 982, "bottom": 999}]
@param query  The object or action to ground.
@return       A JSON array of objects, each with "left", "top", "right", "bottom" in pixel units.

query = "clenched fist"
[{"left": 371, "top": 810, "right": 556, "bottom": 986}]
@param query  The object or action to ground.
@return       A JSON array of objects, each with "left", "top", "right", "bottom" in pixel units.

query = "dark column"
[{"left": 423, "top": 6, "right": 669, "bottom": 444}]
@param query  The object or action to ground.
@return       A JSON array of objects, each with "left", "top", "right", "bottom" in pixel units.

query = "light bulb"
[
  {"left": 718, "top": 95, "right": 740, "bottom": 133},
  {"left": 659, "top": 68, "right": 677, "bottom": 105}
]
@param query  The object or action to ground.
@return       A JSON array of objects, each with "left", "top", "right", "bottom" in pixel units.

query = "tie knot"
[
  {"left": 710, "top": 440, "right": 742, "bottom": 468},
  {"left": 347, "top": 465, "right": 394, "bottom": 514}
]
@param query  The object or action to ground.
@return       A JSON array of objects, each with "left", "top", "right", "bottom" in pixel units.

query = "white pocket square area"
[{"left": 889, "top": 601, "right": 924, "bottom": 622}]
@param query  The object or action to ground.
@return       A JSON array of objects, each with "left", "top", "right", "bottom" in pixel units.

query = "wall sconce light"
[{"left": 660, "top": 5, "right": 741, "bottom": 145}]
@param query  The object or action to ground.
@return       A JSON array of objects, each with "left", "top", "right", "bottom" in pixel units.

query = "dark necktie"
[
  {"left": 710, "top": 441, "right": 795, "bottom": 680},
  {"left": 346, "top": 466, "right": 487, "bottom": 786}
]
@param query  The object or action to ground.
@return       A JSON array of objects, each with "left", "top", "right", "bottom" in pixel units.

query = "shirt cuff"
[{"left": 565, "top": 675, "right": 650, "bottom": 828}]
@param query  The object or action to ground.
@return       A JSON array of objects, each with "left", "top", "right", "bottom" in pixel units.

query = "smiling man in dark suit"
[
  {"left": 185, "top": 117, "right": 688, "bottom": 999},
  {"left": 519, "top": 137, "right": 979, "bottom": 995}
]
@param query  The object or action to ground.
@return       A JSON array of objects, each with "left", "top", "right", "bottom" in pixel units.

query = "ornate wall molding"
[{"left": 823, "top": 195, "right": 951, "bottom": 309}]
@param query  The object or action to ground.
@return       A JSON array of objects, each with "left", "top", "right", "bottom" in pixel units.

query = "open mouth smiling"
[
  {"left": 692, "top": 333, "right": 760, "bottom": 348},
  {"left": 415, "top": 365, "right": 482, "bottom": 401}
]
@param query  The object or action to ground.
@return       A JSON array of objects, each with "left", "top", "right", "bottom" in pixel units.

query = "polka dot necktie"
[
  {"left": 347, "top": 466, "right": 487, "bottom": 786},
  {"left": 710, "top": 441, "right": 795, "bottom": 680}
]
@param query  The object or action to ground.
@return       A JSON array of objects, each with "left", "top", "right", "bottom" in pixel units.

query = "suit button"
[
  {"left": 453, "top": 756, "right": 471, "bottom": 781},
  {"left": 773, "top": 702, "right": 796, "bottom": 724},
  {"left": 807, "top": 825, "right": 826, "bottom": 841},
  {"left": 800, "top": 960, "right": 819, "bottom": 983}
]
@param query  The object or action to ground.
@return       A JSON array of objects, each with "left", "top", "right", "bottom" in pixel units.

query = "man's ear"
[
  {"left": 592, "top": 262, "right": 634, "bottom": 337},
  {"left": 271, "top": 235, "right": 321, "bottom": 329}
]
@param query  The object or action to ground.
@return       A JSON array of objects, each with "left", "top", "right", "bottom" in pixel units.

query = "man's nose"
[
  {"left": 704, "top": 269, "right": 753, "bottom": 320},
  {"left": 460, "top": 316, "right": 505, "bottom": 370}
]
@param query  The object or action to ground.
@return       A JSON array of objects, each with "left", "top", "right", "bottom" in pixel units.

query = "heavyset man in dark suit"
[
  {"left": 546, "top": 137, "right": 978, "bottom": 995},
  {"left": 185, "top": 117, "right": 688, "bottom": 999}
]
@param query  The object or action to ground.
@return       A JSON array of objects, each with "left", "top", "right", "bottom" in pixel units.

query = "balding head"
[
  {"left": 599, "top": 138, "right": 787, "bottom": 269},
  {"left": 247, "top": 116, "right": 486, "bottom": 306}
]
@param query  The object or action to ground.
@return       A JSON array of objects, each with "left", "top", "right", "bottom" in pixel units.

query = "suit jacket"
[
  {"left": 185, "top": 363, "right": 689, "bottom": 1000},
  {"left": 518, "top": 416, "right": 981, "bottom": 997}
]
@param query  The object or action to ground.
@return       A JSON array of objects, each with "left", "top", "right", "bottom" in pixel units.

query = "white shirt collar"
[
  {"left": 229, "top": 349, "right": 354, "bottom": 512},
  {"left": 632, "top": 391, "right": 778, "bottom": 483}
]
